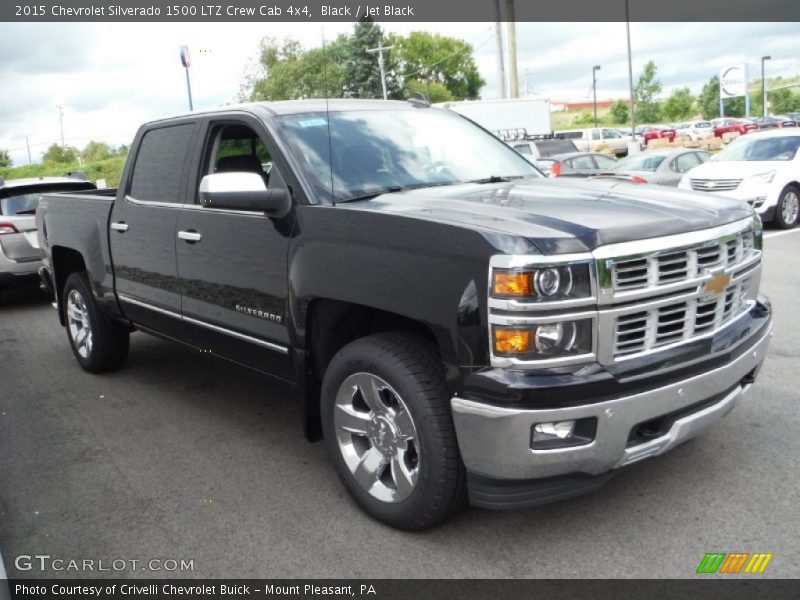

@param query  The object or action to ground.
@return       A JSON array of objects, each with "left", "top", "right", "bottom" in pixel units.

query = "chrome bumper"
[{"left": 451, "top": 324, "right": 772, "bottom": 480}]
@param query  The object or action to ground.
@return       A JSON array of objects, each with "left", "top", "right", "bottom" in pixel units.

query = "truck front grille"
[
  {"left": 690, "top": 178, "right": 741, "bottom": 192},
  {"left": 612, "top": 229, "right": 755, "bottom": 293},
  {"left": 613, "top": 278, "right": 753, "bottom": 357}
]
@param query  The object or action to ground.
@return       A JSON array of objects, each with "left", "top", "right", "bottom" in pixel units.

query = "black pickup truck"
[{"left": 37, "top": 99, "right": 772, "bottom": 530}]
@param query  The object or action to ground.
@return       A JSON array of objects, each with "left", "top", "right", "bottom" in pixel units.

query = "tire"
[
  {"left": 63, "top": 271, "right": 129, "bottom": 373},
  {"left": 773, "top": 185, "right": 800, "bottom": 229},
  {"left": 321, "top": 332, "right": 466, "bottom": 530}
]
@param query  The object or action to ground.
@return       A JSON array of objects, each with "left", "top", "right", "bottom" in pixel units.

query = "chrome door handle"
[
  {"left": 111, "top": 222, "right": 129, "bottom": 232},
  {"left": 178, "top": 230, "right": 202, "bottom": 242}
]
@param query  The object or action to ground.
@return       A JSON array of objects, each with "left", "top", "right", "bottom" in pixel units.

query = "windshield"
[
  {"left": 612, "top": 153, "right": 665, "bottom": 172},
  {"left": 0, "top": 193, "right": 41, "bottom": 216},
  {"left": 715, "top": 135, "right": 800, "bottom": 162},
  {"left": 278, "top": 107, "right": 541, "bottom": 203}
]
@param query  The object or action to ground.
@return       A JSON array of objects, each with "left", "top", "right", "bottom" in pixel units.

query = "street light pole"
[
  {"left": 366, "top": 42, "right": 394, "bottom": 100},
  {"left": 625, "top": 0, "right": 637, "bottom": 146},
  {"left": 56, "top": 105, "right": 65, "bottom": 147},
  {"left": 180, "top": 45, "right": 194, "bottom": 111},
  {"left": 592, "top": 65, "right": 601, "bottom": 127},
  {"left": 761, "top": 55, "right": 771, "bottom": 117}
]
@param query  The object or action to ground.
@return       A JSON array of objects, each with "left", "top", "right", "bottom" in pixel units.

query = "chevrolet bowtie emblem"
[
  {"left": 704, "top": 272, "right": 731, "bottom": 295},
  {"left": 705, "top": 180, "right": 716, "bottom": 189}
]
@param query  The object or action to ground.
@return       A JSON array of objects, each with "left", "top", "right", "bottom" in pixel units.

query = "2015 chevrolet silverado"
[{"left": 37, "top": 100, "right": 772, "bottom": 530}]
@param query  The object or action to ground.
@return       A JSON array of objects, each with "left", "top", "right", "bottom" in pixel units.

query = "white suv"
[
  {"left": 675, "top": 120, "right": 714, "bottom": 141},
  {"left": 678, "top": 128, "right": 800, "bottom": 228}
]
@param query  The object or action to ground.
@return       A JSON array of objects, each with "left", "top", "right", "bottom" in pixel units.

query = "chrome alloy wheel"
[
  {"left": 66, "top": 289, "right": 93, "bottom": 359},
  {"left": 334, "top": 372, "right": 420, "bottom": 503},
  {"left": 782, "top": 190, "right": 799, "bottom": 225}
]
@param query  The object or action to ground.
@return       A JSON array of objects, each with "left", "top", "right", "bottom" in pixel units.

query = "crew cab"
[{"left": 37, "top": 100, "right": 772, "bottom": 530}]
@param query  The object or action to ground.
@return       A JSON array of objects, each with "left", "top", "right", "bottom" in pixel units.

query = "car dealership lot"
[{"left": 1, "top": 229, "right": 799, "bottom": 579}]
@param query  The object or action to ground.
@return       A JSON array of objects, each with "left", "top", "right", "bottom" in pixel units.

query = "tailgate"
[{"left": 0, "top": 215, "right": 39, "bottom": 261}]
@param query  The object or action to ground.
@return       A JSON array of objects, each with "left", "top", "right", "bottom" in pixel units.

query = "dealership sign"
[{"left": 720, "top": 65, "right": 747, "bottom": 99}]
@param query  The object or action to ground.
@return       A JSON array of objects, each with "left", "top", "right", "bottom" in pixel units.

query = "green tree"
[
  {"left": 633, "top": 60, "right": 662, "bottom": 123},
  {"left": 82, "top": 141, "right": 112, "bottom": 162},
  {"left": 344, "top": 20, "right": 401, "bottom": 99},
  {"left": 0, "top": 149, "right": 11, "bottom": 168},
  {"left": 393, "top": 31, "right": 484, "bottom": 100},
  {"left": 609, "top": 99, "right": 629, "bottom": 124},
  {"left": 405, "top": 79, "right": 453, "bottom": 103},
  {"left": 698, "top": 75, "right": 748, "bottom": 119},
  {"left": 769, "top": 88, "right": 800, "bottom": 114},
  {"left": 42, "top": 144, "right": 78, "bottom": 164},
  {"left": 662, "top": 87, "right": 694, "bottom": 121}
]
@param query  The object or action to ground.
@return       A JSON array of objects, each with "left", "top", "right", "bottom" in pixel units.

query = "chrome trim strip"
[
  {"left": 116, "top": 293, "right": 288, "bottom": 354},
  {"left": 125, "top": 195, "right": 182, "bottom": 209},
  {"left": 126, "top": 195, "right": 265, "bottom": 217},
  {"left": 491, "top": 253, "right": 594, "bottom": 268}
]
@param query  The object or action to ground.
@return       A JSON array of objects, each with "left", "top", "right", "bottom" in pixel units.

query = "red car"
[
  {"left": 712, "top": 118, "right": 759, "bottom": 137},
  {"left": 635, "top": 125, "right": 676, "bottom": 143}
]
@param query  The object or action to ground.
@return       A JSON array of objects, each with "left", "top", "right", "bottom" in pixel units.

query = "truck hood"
[
  {"left": 340, "top": 177, "right": 752, "bottom": 254},
  {"left": 687, "top": 160, "right": 786, "bottom": 180}
]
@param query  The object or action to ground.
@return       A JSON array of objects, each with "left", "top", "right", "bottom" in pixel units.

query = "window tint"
[
  {"left": 1, "top": 193, "right": 41, "bottom": 215},
  {"left": 514, "top": 144, "right": 533, "bottom": 156},
  {"left": 129, "top": 124, "right": 194, "bottom": 203},
  {"left": 557, "top": 131, "right": 582, "bottom": 140}
]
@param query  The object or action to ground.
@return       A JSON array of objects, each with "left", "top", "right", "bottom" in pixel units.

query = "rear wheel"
[
  {"left": 774, "top": 185, "right": 800, "bottom": 229},
  {"left": 63, "top": 272, "right": 129, "bottom": 372},
  {"left": 321, "top": 332, "right": 466, "bottom": 530}
]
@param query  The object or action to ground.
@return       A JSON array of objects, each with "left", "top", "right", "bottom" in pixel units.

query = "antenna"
[{"left": 321, "top": 26, "right": 335, "bottom": 206}]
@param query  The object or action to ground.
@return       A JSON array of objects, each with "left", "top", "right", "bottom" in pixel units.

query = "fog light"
[
  {"left": 753, "top": 196, "right": 767, "bottom": 208},
  {"left": 531, "top": 417, "right": 597, "bottom": 450}
]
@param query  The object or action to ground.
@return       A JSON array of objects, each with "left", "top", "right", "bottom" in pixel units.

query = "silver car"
[
  {"left": 600, "top": 148, "right": 712, "bottom": 186},
  {"left": 0, "top": 176, "right": 95, "bottom": 292}
]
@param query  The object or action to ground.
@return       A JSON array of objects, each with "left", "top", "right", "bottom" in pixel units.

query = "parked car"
[
  {"left": 534, "top": 151, "right": 618, "bottom": 177},
  {"left": 509, "top": 138, "right": 579, "bottom": 161},
  {"left": 37, "top": 99, "right": 771, "bottom": 529},
  {"left": 674, "top": 121, "right": 715, "bottom": 141},
  {"left": 756, "top": 115, "right": 797, "bottom": 129},
  {"left": 554, "top": 127, "right": 631, "bottom": 156},
  {"left": 599, "top": 148, "right": 712, "bottom": 186},
  {"left": 712, "top": 118, "right": 759, "bottom": 138},
  {"left": 0, "top": 175, "right": 95, "bottom": 292},
  {"left": 679, "top": 128, "right": 800, "bottom": 228},
  {"left": 636, "top": 125, "right": 677, "bottom": 144}
]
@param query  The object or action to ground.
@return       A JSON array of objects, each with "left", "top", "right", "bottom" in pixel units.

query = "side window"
[
  {"left": 571, "top": 155, "right": 596, "bottom": 170},
  {"left": 593, "top": 154, "right": 617, "bottom": 169},
  {"left": 602, "top": 129, "right": 621, "bottom": 139},
  {"left": 590, "top": 130, "right": 601, "bottom": 140},
  {"left": 514, "top": 144, "right": 533, "bottom": 156},
  {"left": 129, "top": 123, "right": 195, "bottom": 203},
  {"left": 696, "top": 152, "right": 711, "bottom": 164},
  {"left": 671, "top": 152, "right": 701, "bottom": 173},
  {"left": 206, "top": 123, "right": 273, "bottom": 185}
]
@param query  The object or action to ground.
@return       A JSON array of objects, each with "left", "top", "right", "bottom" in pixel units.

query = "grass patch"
[{"left": 1, "top": 156, "right": 127, "bottom": 188}]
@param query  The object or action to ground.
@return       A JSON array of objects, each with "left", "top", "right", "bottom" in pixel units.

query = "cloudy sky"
[{"left": 1, "top": 21, "right": 799, "bottom": 165}]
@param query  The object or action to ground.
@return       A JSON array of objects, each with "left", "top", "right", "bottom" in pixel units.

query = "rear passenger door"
[
  {"left": 175, "top": 117, "right": 295, "bottom": 381},
  {"left": 110, "top": 122, "right": 196, "bottom": 339}
]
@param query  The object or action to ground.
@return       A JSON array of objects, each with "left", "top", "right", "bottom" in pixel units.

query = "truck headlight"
[
  {"left": 747, "top": 170, "right": 775, "bottom": 185},
  {"left": 492, "top": 263, "right": 592, "bottom": 301},
  {"left": 493, "top": 319, "right": 592, "bottom": 358}
]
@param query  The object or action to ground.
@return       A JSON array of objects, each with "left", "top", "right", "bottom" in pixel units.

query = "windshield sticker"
[{"left": 298, "top": 118, "right": 328, "bottom": 128}]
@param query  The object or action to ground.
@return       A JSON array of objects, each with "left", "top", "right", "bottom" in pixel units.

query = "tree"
[
  {"left": 393, "top": 31, "right": 484, "bottom": 100},
  {"left": 405, "top": 79, "right": 453, "bottom": 103},
  {"left": 42, "top": 144, "right": 78, "bottom": 164},
  {"left": 662, "top": 87, "right": 694, "bottom": 121},
  {"left": 0, "top": 149, "right": 11, "bottom": 168},
  {"left": 344, "top": 20, "right": 401, "bottom": 99},
  {"left": 609, "top": 100, "right": 629, "bottom": 124},
  {"left": 769, "top": 88, "right": 800, "bottom": 114},
  {"left": 698, "top": 75, "right": 748, "bottom": 119},
  {"left": 634, "top": 60, "right": 662, "bottom": 123},
  {"left": 82, "top": 141, "right": 112, "bottom": 162}
]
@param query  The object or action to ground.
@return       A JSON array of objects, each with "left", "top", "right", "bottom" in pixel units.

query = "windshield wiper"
[
  {"left": 14, "top": 209, "right": 37, "bottom": 215},
  {"left": 466, "top": 175, "right": 525, "bottom": 184},
  {"left": 337, "top": 181, "right": 459, "bottom": 204}
]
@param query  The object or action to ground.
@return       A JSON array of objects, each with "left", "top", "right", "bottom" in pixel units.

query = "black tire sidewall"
[
  {"left": 775, "top": 185, "right": 800, "bottom": 229},
  {"left": 63, "top": 273, "right": 103, "bottom": 371},
  {"left": 321, "top": 335, "right": 460, "bottom": 530}
]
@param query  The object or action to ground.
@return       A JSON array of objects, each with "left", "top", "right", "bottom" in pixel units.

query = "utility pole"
[
  {"left": 25, "top": 137, "right": 32, "bottom": 165},
  {"left": 761, "top": 55, "right": 771, "bottom": 117},
  {"left": 625, "top": 0, "right": 636, "bottom": 145},
  {"left": 56, "top": 105, "right": 65, "bottom": 147},
  {"left": 367, "top": 42, "right": 394, "bottom": 100},
  {"left": 592, "top": 65, "right": 601, "bottom": 127},
  {"left": 493, "top": 0, "right": 506, "bottom": 100},
  {"left": 505, "top": 0, "right": 519, "bottom": 98}
]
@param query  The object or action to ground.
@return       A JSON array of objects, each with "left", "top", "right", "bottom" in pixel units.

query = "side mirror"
[{"left": 199, "top": 172, "right": 291, "bottom": 217}]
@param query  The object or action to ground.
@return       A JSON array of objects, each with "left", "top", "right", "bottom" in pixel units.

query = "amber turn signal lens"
[
  {"left": 494, "top": 329, "right": 531, "bottom": 354},
  {"left": 493, "top": 272, "right": 533, "bottom": 296}
]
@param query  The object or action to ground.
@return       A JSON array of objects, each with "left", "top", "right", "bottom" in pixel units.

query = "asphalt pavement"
[{"left": 1, "top": 229, "right": 799, "bottom": 579}]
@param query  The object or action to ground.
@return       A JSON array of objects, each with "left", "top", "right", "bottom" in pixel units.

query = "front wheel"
[
  {"left": 63, "top": 272, "right": 130, "bottom": 373},
  {"left": 774, "top": 185, "right": 799, "bottom": 229},
  {"left": 321, "top": 332, "right": 466, "bottom": 530}
]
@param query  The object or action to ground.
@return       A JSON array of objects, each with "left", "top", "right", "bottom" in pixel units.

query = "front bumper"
[{"left": 452, "top": 317, "right": 771, "bottom": 507}]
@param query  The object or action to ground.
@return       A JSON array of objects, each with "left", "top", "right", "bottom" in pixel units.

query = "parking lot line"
[{"left": 764, "top": 229, "right": 800, "bottom": 239}]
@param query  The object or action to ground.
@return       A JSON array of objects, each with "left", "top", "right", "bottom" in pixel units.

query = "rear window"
[
  {"left": 535, "top": 139, "right": 578, "bottom": 156},
  {"left": 556, "top": 131, "right": 582, "bottom": 140},
  {"left": 129, "top": 123, "right": 195, "bottom": 203},
  {"left": 1, "top": 193, "right": 40, "bottom": 216}
]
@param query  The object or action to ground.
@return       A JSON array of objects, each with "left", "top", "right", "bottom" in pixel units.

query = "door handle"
[
  {"left": 111, "top": 222, "right": 129, "bottom": 232},
  {"left": 178, "top": 230, "right": 202, "bottom": 243}
]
